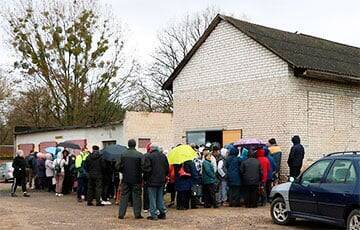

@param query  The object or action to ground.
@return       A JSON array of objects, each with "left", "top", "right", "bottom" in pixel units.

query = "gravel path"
[{"left": 0, "top": 183, "right": 338, "bottom": 230}]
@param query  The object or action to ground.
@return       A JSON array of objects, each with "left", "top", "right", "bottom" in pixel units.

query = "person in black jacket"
[
  {"left": 117, "top": 139, "right": 144, "bottom": 219},
  {"left": 240, "top": 149, "right": 261, "bottom": 208},
  {"left": 85, "top": 145, "right": 105, "bottom": 206},
  {"left": 143, "top": 145, "right": 169, "bottom": 221},
  {"left": 11, "top": 150, "right": 30, "bottom": 197},
  {"left": 287, "top": 135, "right": 305, "bottom": 178}
]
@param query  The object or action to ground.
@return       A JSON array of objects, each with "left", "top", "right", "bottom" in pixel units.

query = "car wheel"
[
  {"left": 347, "top": 209, "right": 360, "bottom": 230},
  {"left": 271, "top": 197, "right": 294, "bottom": 225}
]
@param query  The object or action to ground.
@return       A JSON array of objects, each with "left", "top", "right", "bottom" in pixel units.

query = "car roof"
[{"left": 324, "top": 151, "right": 360, "bottom": 159}]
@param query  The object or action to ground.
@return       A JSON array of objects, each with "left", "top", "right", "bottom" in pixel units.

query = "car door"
[
  {"left": 317, "top": 159, "right": 357, "bottom": 221},
  {"left": 289, "top": 159, "right": 332, "bottom": 215}
]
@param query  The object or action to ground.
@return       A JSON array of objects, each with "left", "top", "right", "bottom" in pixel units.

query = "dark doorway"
[{"left": 205, "top": 131, "right": 223, "bottom": 147}]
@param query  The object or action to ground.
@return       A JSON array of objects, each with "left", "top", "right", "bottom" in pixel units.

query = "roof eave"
[{"left": 301, "top": 69, "right": 360, "bottom": 84}]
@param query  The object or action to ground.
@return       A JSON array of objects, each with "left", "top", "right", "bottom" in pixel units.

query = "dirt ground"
[{"left": 0, "top": 183, "right": 339, "bottom": 230}]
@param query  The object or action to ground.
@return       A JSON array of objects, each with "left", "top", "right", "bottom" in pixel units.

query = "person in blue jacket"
[
  {"left": 264, "top": 147, "right": 277, "bottom": 202},
  {"left": 174, "top": 160, "right": 193, "bottom": 210},
  {"left": 225, "top": 145, "right": 242, "bottom": 207}
]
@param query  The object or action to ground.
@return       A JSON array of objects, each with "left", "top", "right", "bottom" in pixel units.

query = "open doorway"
[
  {"left": 205, "top": 131, "right": 223, "bottom": 147},
  {"left": 186, "top": 129, "right": 242, "bottom": 147},
  {"left": 186, "top": 130, "right": 223, "bottom": 146}
]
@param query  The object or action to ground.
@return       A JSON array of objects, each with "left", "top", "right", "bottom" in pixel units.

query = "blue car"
[{"left": 270, "top": 151, "right": 360, "bottom": 230}]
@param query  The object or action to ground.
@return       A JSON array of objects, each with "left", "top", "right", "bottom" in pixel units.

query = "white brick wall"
[
  {"left": 124, "top": 111, "right": 174, "bottom": 153},
  {"left": 172, "top": 20, "right": 360, "bottom": 174}
]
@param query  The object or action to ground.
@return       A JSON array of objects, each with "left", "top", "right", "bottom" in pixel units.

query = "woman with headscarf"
[
  {"left": 53, "top": 151, "right": 67, "bottom": 196},
  {"left": 11, "top": 150, "right": 30, "bottom": 197},
  {"left": 45, "top": 153, "right": 55, "bottom": 192}
]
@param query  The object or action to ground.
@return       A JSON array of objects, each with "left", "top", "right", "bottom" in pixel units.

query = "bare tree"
[
  {"left": 2, "top": 0, "right": 132, "bottom": 125},
  {"left": 130, "top": 7, "right": 219, "bottom": 112}
]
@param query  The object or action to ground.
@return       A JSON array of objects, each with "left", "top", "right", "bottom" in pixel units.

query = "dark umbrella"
[
  {"left": 57, "top": 141, "right": 81, "bottom": 150},
  {"left": 101, "top": 144, "right": 128, "bottom": 161}
]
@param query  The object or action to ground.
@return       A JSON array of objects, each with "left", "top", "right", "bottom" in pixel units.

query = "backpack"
[
  {"left": 179, "top": 165, "right": 191, "bottom": 178},
  {"left": 54, "top": 160, "right": 62, "bottom": 174}
]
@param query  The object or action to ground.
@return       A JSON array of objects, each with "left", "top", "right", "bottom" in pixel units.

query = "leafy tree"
[{"left": 4, "top": 0, "right": 131, "bottom": 126}]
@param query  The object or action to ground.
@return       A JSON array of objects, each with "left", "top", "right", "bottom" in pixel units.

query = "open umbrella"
[
  {"left": 44, "top": 146, "right": 63, "bottom": 155},
  {"left": 234, "top": 138, "right": 266, "bottom": 147},
  {"left": 101, "top": 144, "right": 128, "bottom": 161},
  {"left": 167, "top": 145, "right": 197, "bottom": 165},
  {"left": 57, "top": 141, "right": 81, "bottom": 150}
]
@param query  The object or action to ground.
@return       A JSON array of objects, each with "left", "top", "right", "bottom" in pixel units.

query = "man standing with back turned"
[
  {"left": 85, "top": 145, "right": 104, "bottom": 206},
  {"left": 287, "top": 135, "right": 305, "bottom": 178},
  {"left": 143, "top": 144, "right": 169, "bottom": 221},
  {"left": 117, "top": 139, "right": 144, "bottom": 219}
]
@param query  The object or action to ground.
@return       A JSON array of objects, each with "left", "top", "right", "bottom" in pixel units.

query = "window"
[
  {"left": 186, "top": 132, "right": 205, "bottom": 146},
  {"left": 301, "top": 160, "right": 331, "bottom": 185},
  {"left": 325, "top": 160, "right": 353, "bottom": 183},
  {"left": 102, "top": 140, "right": 116, "bottom": 148},
  {"left": 347, "top": 164, "right": 357, "bottom": 183},
  {"left": 138, "top": 138, "right": 151, "bottom": 148}
]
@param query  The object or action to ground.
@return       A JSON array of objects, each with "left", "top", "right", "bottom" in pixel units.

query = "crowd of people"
[{"left": 10, "top": 135, "right": 305, "bottom": 221}]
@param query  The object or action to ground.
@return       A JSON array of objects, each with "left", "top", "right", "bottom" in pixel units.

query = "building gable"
[{"left": 172, "top": 20, "right": 289, "bottom": 93}]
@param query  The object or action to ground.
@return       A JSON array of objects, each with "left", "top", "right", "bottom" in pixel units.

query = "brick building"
[
  {"left": 15, "top": 111, "right": 173, "bottom": 155},
  {"left": 162, "top": 14, "right": 360, "bottom": 172}
]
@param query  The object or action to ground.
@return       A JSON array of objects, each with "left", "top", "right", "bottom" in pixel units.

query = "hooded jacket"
[
  {"left": 202, "top": 159, "right": 217, "bottom": 185},
  {"left": 268, "top": 145, "right": 282, "bottom": 174},
  {"left": 287, "top": 136, "right": 305, "bottom": 168},
  {"left": 225, "top": 145, "right": 242, "bottom": 186},
  {"left": 240, "top": 156, "right": 262, "bottom": 186},
  {"left": 240, "top": 148, "right": 249, "bottom": 161},
  {"left": 143, "top": 150, "right": 169, "bottom": 187},
  {"left": 174, "top": 160, "right": 193, "bottom": 191},
  {"left": 256, "top": 149, "right": 270, "bottom": 183},
  {"left": 264, "top": 148, "right": 277, "bottom": 181},
  {"left": 13, "top": 155, "right": 27, "bottom": 178},
  {"left": 84, "top": 150, "right": 105, "bottom": 179}
]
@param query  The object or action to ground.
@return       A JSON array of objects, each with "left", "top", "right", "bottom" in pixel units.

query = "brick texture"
[
  {"left": 172, "top": 21, "right": 360, "bottom": 174},
  {"left": 124, "top": 112, "right": 174, "bottom": 153}
]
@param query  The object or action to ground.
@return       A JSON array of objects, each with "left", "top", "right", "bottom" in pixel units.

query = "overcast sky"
[
  {"left": 1, "top": 0, "right": 360, "bottom": 67},
  {"left": 103, "top": 0, "right": 360, "bottom": 66}
]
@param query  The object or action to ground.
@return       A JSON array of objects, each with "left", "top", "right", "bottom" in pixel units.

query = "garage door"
[
  {"left": 18, "top": 144, "right": 35, "bottom": 156},
  {"left": 39, "top": 141, "right": 57, "bottom": 153}
]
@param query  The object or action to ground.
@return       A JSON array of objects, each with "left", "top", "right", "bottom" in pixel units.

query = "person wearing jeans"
[
  {"left": 75, "top": 150, "right": 89, "bottom": 202},
  {"left": 53, "top": 152, "right": 67, "bottom": 197},
  {"left": 142, "top": 145, "right": 169, "bottom": 221},
  {"left": 148, "top": 186, "right": 166, "bottom": 218}
]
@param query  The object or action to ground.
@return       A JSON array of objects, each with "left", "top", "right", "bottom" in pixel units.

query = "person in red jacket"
[{"left": 256, "top": 147, "right": 270, "bottom": 206}]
